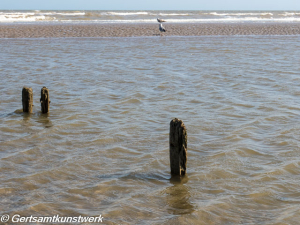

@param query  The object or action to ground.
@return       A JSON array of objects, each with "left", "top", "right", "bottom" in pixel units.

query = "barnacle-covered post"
[
  {"left": 40, "top": 86, "right": 50, "bottom": 113},
  {"left": 22, "top": 87, "right": 33, "bottom": 113},
  {"left": 169, "top": 118, "right": 187, "bottom": 176}
]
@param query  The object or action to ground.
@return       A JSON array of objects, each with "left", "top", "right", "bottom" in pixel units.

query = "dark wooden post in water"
[
  {"left": 169, "top": 118, "right": 187, "bottom": 176},
  {"left": 40, "top": 87, "right": 50, "bottom": 113},
  {"left": 22, "top": 87, "right": 33, "bottom": 113}
]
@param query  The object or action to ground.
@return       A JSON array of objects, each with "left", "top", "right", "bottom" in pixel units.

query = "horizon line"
[{"left": 1, "top": 9, "right": 300, "bottom": 11}]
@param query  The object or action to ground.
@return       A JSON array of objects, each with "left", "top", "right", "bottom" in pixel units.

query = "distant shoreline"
[
  {"left": 1, "top": 10, "right": 300, "bottom": 23},
  {"left": 1, "top": 23, "right": 300, "bottom": 38}
]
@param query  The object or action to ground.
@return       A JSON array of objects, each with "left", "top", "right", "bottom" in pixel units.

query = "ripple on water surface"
[{"left": 0, "top": 36, "right": 300, "bottom": 224}]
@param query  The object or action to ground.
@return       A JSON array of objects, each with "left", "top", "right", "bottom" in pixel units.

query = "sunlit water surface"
[{"left": 1, "top": 36, "right": 300, "bottom": 224}]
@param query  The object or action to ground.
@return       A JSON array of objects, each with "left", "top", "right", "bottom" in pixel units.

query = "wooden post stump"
[
  {"left": 169, "top": 118, "right": 187, "bottom": 176},
  {"left": 22, "top": 87, "right": 33, "bottom": 113},
  {"left": 40, "top": 87, "right": 50, "bottom": 113}
]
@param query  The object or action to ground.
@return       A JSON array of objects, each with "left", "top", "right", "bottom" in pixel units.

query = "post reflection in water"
[
  {"left": 36, "top": 113, "right": 53, "bottom": 128},
  {"left": 21, "top": 111, "right": 31, "bottom": 123},
  {"left": 166, "top": 175, "right": 195, "bottom": 215}
]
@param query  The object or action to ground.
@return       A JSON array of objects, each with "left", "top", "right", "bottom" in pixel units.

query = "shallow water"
[{"left": 1, "top": 36, "right": 300, "bottom": 224}]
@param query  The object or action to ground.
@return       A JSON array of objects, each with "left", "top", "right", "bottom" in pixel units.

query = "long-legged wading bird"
[
  {"left": 159, "top": 23, "right": 166, "bottom": 35},
  {"left": 157, "top": 18, "right": 166, "bottom": 23}
]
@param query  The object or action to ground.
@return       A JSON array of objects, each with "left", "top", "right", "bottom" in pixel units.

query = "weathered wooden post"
[
  {"left": 40, "top": 86, "right": 50, "bottom": 113},
  {"left": 22, "top": 87, "right": 33, "bottom": 113},
  {"left": 169, "top": 118, "right": 187, "bottom": 176}
]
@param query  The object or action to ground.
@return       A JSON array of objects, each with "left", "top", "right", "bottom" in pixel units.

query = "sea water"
[
  {"left": 1, "top": 36, "right": 300, "bottom": 224},
  {"left": 1, "top": 10, "right": 300, "bottom": 23}
]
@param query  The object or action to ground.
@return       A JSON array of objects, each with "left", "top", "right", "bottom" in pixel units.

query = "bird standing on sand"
[
  {"left": 157, "top": 18, "right": 166, "bottom": 23},
  {"left": 159, "top": 23, "right": 166, "bottom": 35}
]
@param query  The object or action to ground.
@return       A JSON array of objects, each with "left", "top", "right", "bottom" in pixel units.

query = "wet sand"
[{"left": 1, "top": 23, "right": 300, "bottom": 38}]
